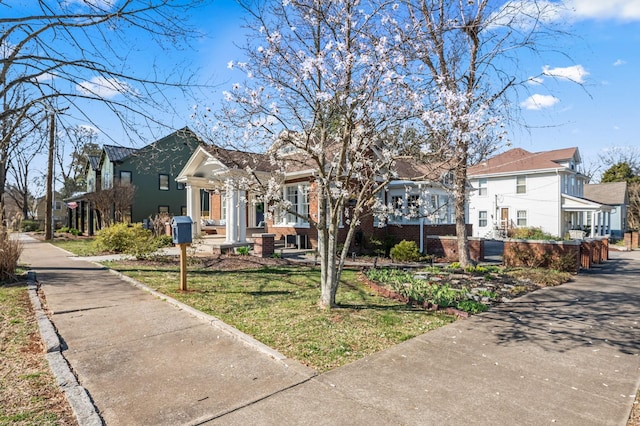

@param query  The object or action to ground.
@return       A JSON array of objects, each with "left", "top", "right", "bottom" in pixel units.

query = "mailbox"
[{"left": 171, "top": 216, "right": 193, "bottom": 244}]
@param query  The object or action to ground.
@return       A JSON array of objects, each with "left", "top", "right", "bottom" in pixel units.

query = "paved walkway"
[{"left": 19, "top": 234, "right": 640, "bottom": 425}]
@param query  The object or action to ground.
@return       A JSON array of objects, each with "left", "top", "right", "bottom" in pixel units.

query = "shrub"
[
  {"left": 368, "top": 235, "right": 396, "bottom": 257},
  {"left": 0, "top": 227, "right": 22, "bottom": 281},
  {"left": 94, "top": 223, "right": 159, "bottom": 259},
  {"left": 20, "top": 220, "right": 41, "bottom": 232},
  {"left": 456, "top": 300, "right": 489, "bottom": 314},
  {"left": 236, "top": 246, "right": 251, "bottom": 255},
  {"left": 508, "top": 227, "right": 559, "bottom": 241},
  {"left": 155, "top": 235, "right": 174, "bottom": 248},
  {"left": 389, "top": 240, "right": 421, "bottom": 262}
]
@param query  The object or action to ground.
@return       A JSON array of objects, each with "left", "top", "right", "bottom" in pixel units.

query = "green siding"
[{"left": 113, "top": 129, "right": 201, "bottom": 222}]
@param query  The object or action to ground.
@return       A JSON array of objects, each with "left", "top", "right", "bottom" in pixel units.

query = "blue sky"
[
  {"left": 155, "top": 0, "right": 640, "bottom": 168},
  {"left": 190, "top": 0, "right": 640, "bottom": 169},
  {"left": 7, "top": 0, "right": 640, "bottom": 185}
]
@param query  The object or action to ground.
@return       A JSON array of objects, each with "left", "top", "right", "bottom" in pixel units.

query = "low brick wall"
[
  {"left": 503, "top": 239, "right": 581, "bottom": 273},
  {"left": 624, "top": 231, "right": 639, "bottom": 250},
  {"left": 252, "top": 233, "right": 275, "bottom": 258},
  {"left": 504, "top": 238, "right": 609, "bottom": 273},
  {"left": 425, "top": 236, "right": 484, "bottom": 262}
]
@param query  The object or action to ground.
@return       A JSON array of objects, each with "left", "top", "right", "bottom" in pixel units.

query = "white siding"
[{"left": 469, "top": 172, "right": 562, "bottom": 237}]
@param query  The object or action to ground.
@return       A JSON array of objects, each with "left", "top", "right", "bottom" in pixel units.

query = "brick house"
[{"left": 176, "top": 145, "right": 462, "bottom": 252}]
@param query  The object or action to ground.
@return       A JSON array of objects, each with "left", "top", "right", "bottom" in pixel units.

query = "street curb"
[{"left": 27, "top": 273, "right": 103, "bottom": 426}]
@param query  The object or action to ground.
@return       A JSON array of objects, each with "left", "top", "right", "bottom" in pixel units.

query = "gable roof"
[
  {"left": 103, "top": 145, "right": 138, "bottom": 163},
  {"left": 468, "top": 147, "right": 580, "bottom": 177},
  {"left": 393, "top": 156, "right": 452, "bottom": 181},
  {"left": 201, "top": 145, "right": 276, "bottom": 173},
  {"left": 583, "top": 181, "right": 628, "bottom": 205}
]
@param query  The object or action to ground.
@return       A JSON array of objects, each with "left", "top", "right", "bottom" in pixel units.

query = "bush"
[
  {"left": 508, "top": 227, "right": 559, "bottom": 241},
  {"left": 20, "top": 220, "right": 41, "bottom": 232},
  {"left": 389, "top": 240, "right": 421, "bottom": 262},
  {"left": 236, "top": 246, "right": 251, "bottom": 255},
  {"left": 58, "top": 227, "right": 81, "bottom": 236},
  {"left": 155, "top": 235, "right": 174, "bottom": 248},
  {"left": 0, "top": 227, "right": 22, "bottom": 281},
  {"left": 94, "top": 223, "right": 160, "bottom": 259}
]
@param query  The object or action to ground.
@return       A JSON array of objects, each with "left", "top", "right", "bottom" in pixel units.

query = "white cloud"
[
  {"left": 76, "top": 76, "right": 132, "bottom": 99},
  {"left": 613, "top": 59, "right": 627, "bottom": 66},
  {"left": 488, "top": 1, "right": 570, "bottom": 29},
  {"left": 35, "top": 72, "right": 56, "bottom": 83},
  {"left": 569, "top": 0, "right": 640, "bottom": 21},
  {"left": 521, "top": 94, "right": 560, "bottom": 110},
  {"left": 542, "top": 64, "right": 589, "bottom": 83},
  {"left": 490, "top": 0, "right": 640, "bottom": 29}
]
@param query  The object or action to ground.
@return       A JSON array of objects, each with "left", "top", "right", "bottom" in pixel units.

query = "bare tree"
[
  {"left": 0, "top": 83, "right": 47, "bottom": 224},
  {"left": 88, "top": 183, "right": 136, "bottom": 228},
  {"left": 55, "top": 125, "right": 101, "bottom": 199},
  {"left": 598, "top": 149, "right": 640, "bottom": 231},
  {"left": 391, "top": 0, "right": 570, "bottom": 266},
  {"left": 6, "top": 130, "right": 45, "bottom": 219},
  {"left": 208, "top": 0, "right": 413, "bottom": 308},
  {"left": 1, "top": 0, "right": 206, "bottom": 222}
]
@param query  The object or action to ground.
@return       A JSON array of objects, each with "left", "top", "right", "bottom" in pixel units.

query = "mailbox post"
[{"left": 171, "top": 216, "right": 193, "bottom": 291}]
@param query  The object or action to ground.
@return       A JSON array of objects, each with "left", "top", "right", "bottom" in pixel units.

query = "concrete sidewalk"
[{"left": 19, "top": 234, "right": 640, "bottom": 425}]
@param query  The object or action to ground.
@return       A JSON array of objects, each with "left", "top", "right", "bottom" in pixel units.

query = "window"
[
  {"left": 390, "top": 195, "right": 403, "bottom": 221},
  {"left": 517, "top": 210, "right": 527, "bottom": 226},
  {"left": 177, "top": 182, "right": 185, "bottom": 190},
  {"left": 159, "top": 174, "right": 169, "bottom": 191},
  {"left": 479, "top": 211, "right": 488, "bottom": 227},
  {"left": 442, "top": 170, "right": 455, "bottom": 187},
  {"left": 158, "top": 205, "right": 169, "bottom": 214},
  {"left": 478, "top": 178, "right": 487, "bottom": 196},
  {"left": 120, "top": 171, "right": 132, "bottom": 185},
  {"left": 407, "top": 194, "right": 420, "bottom": 218},
  {"left": 516, "top": 176, "right": 526, "bottom": 194},
  {"left": 221, "top": 192, "right": 227, "bottom": 221},
  {"left": 280, "top": 183, "right": 309, "bottom": 225}
]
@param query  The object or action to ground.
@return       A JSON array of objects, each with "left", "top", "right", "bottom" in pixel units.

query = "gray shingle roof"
[{"left": 583, "top": 181, "right": 628, "bottom": 205}]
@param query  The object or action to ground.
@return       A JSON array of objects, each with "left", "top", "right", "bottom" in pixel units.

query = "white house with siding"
[{"left": 468, "top": 147, "right": 612, "bottom": 239}]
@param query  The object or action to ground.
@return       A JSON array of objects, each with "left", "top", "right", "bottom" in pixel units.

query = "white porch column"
[
  {"left": 605, "top": 211, "right": 611, "bottom": 235},
  {"left": 596, "top": 211, "right": 603, "bottom": 236},
  {"left": 225, "top": 189, "right": 238, "bottom": 243},
  {"left": 186, "top": 185, "right": 201, "bottom": 237},
  {"left": 238, "top": 189, "right": 247, "bottom": 243},
  {"left": 590, "top": 211, "right": 596, "bottom": 238}
]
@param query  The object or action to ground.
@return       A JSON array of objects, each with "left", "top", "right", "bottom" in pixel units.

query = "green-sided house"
[{"left": 66, "top": 127, "right": 202, "bottom": 235}]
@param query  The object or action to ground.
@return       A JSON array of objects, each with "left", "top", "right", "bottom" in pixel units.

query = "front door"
[{"left": 500, "top": 208, "right": 509, "bottom": 229}]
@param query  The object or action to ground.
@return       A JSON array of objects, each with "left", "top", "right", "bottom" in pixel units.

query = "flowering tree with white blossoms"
[
  {"left": 212, "top": 0, "right": 415, "bottom": 308},
  {"left": 390, "top": 0, "right": 564, "bottom": 266}
]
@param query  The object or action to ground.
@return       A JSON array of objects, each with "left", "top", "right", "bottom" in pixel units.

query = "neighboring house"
[
  {"left": 67, "top": 127, "right": 202, "bottom": 234},
  {"left": 468, "top": 147, "right": 612, "bottom": 239},
  {"left": 35, "top": 191, "right": 66, "bottom": 229},
  {"left": 176, "top": 145, "right": 460, "bottom": 251},
  {"left": 583, "top": 181, "right": 629, "bottom": 239}
]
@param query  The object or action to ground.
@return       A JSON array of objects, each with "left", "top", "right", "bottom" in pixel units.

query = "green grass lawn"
[
  {"left": 49, "top": 237, "right": 99, "bottom": 256},
  {"left": 105, "top": 262, "right": 455, "bottom": 372}
]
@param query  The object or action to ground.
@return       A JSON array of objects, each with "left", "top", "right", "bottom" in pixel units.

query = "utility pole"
[{"left": 45, "top": 110, "right": 55, "bottom": 240}]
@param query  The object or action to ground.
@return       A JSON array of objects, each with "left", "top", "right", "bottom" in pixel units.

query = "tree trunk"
[{"left": 455, "top": 153, "right": 471, "bottom": 267}]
